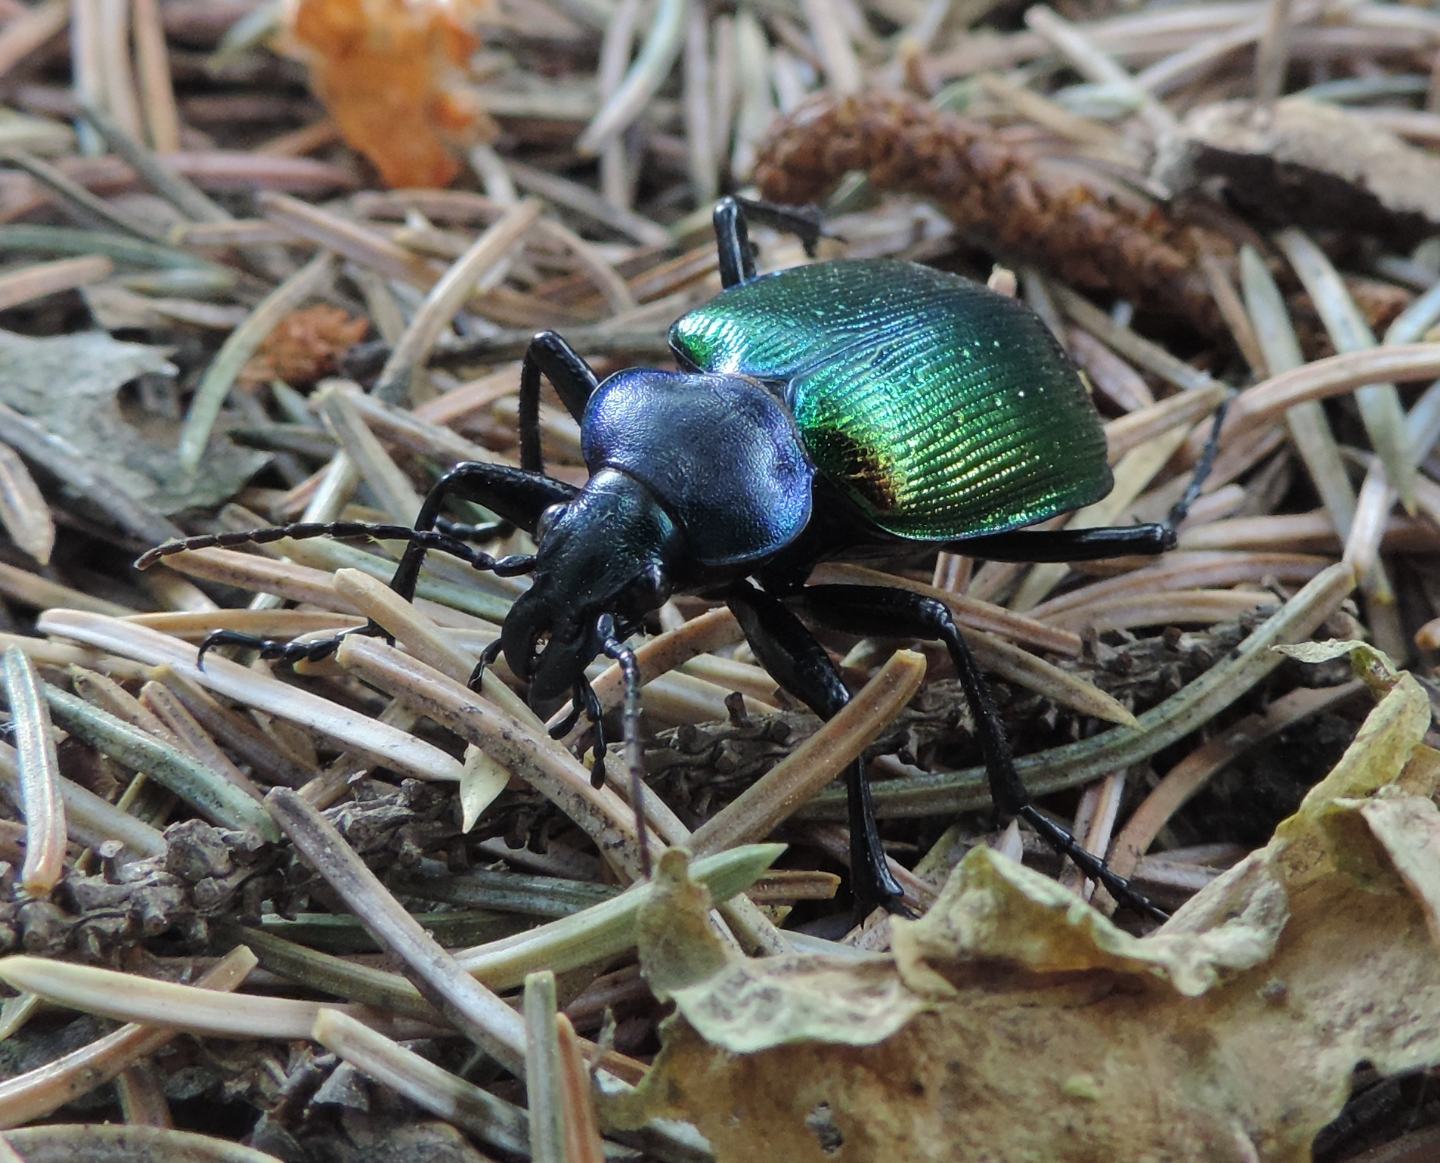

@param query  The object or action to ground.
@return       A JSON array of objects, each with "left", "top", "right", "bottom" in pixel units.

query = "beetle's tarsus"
[
  {"left": 467, "top": 638, "right": 505, "bottom": 692},
  {"left": 1018, "top": 805, "right": 1168, "bottom": 922},
  {"left": 1161, "top": 394, "right": 1230, "bottom": 537},
  {"left": 195, "top": 627, "right": 356, "bottom": 670},
  {"left": 550, "top": 691, "right": 585, "bottom": 738}
]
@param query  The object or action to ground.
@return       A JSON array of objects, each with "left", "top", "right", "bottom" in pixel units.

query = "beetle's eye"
[
  {"left": 533, "top": 503, "right": 566, "bottom": 543},
  {"left": 620, "top": 562, "right": 669, "bottom": 614}
]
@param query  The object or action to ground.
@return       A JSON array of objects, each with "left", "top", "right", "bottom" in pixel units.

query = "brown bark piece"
[{"left": 1154, "top": 97, "right": 1440, "bottom": 248}]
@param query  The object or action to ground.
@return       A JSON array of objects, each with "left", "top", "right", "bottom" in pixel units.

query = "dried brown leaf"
[
  {"left": 1155, "top": 98, "right": 1440, "bottom": 247},
  {"left": 613, "top": 652, "right": 1440, "bottom": 1162}
]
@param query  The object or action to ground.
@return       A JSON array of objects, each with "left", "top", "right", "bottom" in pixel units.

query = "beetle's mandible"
[{"left": 139, "top": 197, "right": 1221, "bottom": 918}]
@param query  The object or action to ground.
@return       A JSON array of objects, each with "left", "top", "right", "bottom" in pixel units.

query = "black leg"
[
  {"left": 195, "top": 628, "right": 361, "bottom": 669},
  {"left": 713, "top": 196, "right": 828, "bottom": 290},
  {"left": 180, "top": 519, "right": 535, "bottom": 668},
  {"left": 792, "top": 583, "right": 1165, "bottom": 920},
  {"left": 467, "top": 637, "right": 505, "bottom": 690},
  {"left": 140, "top": 465, "right": 573, "bottom": 669},
  {"left": 578, "top": 677, "right": 608, "bottom": 787},
  {"left": 713, "top": 197, "right": 756, "bottom": 289},
  {"left": 519, "top": 331, "right": 600, "bottom": 472},
  {"left": 959, "top": 523, "right": 1173, "bottom": 562},
  {"left": 726, "top": 580, "right": 906, "bottom": 914},
  {"left": 549, "top": 686, "right": 587, "bottom": 739},
  {"left": 388, "top": 462, "right": 574, "bottom": 605},
  {"left": 957, "top": 396, "right": 1230, "bottom": 564}
]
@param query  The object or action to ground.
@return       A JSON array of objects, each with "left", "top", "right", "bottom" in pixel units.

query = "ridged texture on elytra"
[{"left": 670, "top": 260, "right": 1113, "bottom": 540}]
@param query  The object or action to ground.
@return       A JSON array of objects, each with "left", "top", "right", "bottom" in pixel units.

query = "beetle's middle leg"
[
  {"left": 790, "top": 583, "right": 1167, "bottom": 921},
  {"left": 725, "top": 580, "right": 909, "bottom": 915}
]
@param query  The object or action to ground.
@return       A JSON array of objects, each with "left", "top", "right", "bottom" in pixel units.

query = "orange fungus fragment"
[
  {"left": 280, "top": 0, "right": 494, "bottom": 188},
  {"left": 242, "top": 305, "right": 370, "bottom": 389}
]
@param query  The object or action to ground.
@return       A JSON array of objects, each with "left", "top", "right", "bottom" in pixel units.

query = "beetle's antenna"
[
  {"left": 601, "top": 623, "right": 651, "bottom": 879},
  {"left": 136, "top": 521, "right": 536, "bottom": 577}
]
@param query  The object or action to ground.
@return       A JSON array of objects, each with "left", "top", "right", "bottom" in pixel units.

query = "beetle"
[{"left": 139, "top": 197, "right": 1219, "bottom": 917}]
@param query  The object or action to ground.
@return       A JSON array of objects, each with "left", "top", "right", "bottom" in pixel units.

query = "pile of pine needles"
[{"left": 0, "top": 1, "right": 1438, "bottom": 1160}]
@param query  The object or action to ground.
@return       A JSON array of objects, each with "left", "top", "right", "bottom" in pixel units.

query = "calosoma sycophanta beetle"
[{"left": 139, "top": 197, "right": 1219, "bottom": 918}]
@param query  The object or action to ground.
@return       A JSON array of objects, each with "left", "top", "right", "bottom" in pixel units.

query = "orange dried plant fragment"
[
  {"left": 281, "top": 0, "right": 494, "bottom": 188},
  {"left": 241, "top": 304, "right": 370, "bottom": 388}
]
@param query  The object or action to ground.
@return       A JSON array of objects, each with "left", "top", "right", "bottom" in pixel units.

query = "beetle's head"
[{"left": 503, "top": 468, "right": 684, "bottom": 710}]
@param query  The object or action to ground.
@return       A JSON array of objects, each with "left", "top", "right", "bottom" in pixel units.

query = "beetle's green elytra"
[{"left": 670, "top": 259, "right": 1112, "bottom": 540}]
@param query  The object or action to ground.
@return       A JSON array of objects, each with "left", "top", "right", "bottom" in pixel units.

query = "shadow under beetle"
[{"left": 139, "top": 197, "right": 1220, "bottom": 919}]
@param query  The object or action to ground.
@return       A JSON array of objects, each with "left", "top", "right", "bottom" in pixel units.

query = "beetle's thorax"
[
  {"left": 582, "top": 367, "right": 815, "bottom": 569},
  {"left": 502, "top": 467, "right": 683, "bottom": 708}
]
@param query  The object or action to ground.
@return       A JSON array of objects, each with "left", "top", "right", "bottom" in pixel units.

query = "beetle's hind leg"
[
  {"left": 726, "top": 580, "right": 909, "bottom": 916},
  {"left": 791, "top": 583, "right": 1167, "bottom": 922},
  {"left": 955, "top": 397, "right": 1231, "bottom": 564}
]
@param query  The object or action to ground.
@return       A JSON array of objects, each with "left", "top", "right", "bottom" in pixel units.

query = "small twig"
[
  {"left": 267, "top": 786, "right": 531, "bottom": 1075},
  {"left": 0, "top": 149, "right": 165, "bottom": 240},
  {"left": 576, "top": 0, "right": 688, "bottom": 156},
  {"left": 131, "top": 0, "right": 181, "bottom": 153},
  {"left": 41, "top": 684, "right": 277, "bottom": 840},
  {"left": 80, "top": 103, "right": 229, "bottom": 224},
  {"left": 312, "top": 1009, "right": 531, "bottom": 1158},
  {"left": 375, "top": 199, "right": 542, "bottom": 403},
  {"left": 524, "top": 972, "right": 567, "bottom": 1163},
  {"left": 0, "top": 946, "right": 255, "bottom": 1129}
]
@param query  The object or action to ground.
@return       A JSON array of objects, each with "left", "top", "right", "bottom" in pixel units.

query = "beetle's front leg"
[
  {"left": 142, "top": 464, "right": 573, "bottom": 668},
  {"left": 791, "top": 583, "right": 1166, "bottom": 921},
  {"left": 388, "top": 462, "right": 574, "bottom": 603},
  {"left": 725, "top": 580, "right": 908, "bottom": 915},
  {"left": 518, "top": 332, "right": 600, "bottom": 472}
]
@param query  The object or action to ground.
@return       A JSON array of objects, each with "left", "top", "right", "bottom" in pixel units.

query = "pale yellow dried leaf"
[{"left": 613, "top": 644, "right": 1440, "bottom": 1162}]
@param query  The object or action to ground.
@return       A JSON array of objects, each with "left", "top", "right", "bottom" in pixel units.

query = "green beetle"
[{"left": 140, "top": 197, "right": 1215, "bottom": 917}]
